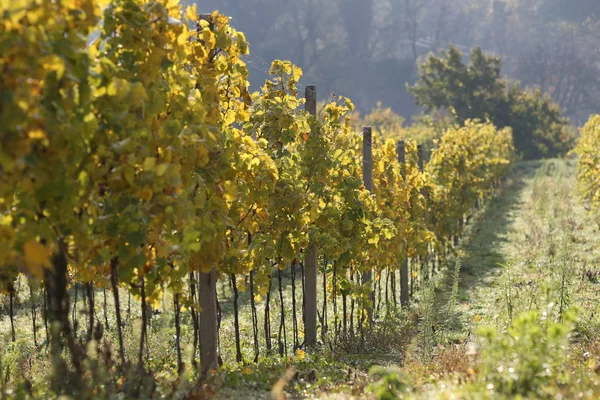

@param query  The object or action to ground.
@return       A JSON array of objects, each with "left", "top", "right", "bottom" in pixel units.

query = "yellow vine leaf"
[
  {"left": 137, "top": 187, "right": 153, "bottom": 202},
  {"left": 185, "top": 4, "right": 197, "bottom": 21},
  {"left": 41, "top": 55, "right": 65, "bottom": 79},
  {"left": 143, "top": 157, "right": 157, "bottom": 171},
  {"left": 23, "top": 240, "right": 51, "bottom": 279},
  {"left": 28, "top": 129, "right": 46, "bottom": 140},
  {"left": 223, "top": 180, "right": 238, "bottom": 202},
  {"left": 292, "top": 65, "right": 303, "bottom": 82}
]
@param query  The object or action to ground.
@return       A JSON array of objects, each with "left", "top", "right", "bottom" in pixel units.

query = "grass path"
[
  {"left": 445, "top": 160, "right": 542, "bottom": 336},
  {"left": 401, "top": 158, "right": 600, "bottom": 398},
  {"left": 447, "top": 159, "right": 600, "bottom": 336}
]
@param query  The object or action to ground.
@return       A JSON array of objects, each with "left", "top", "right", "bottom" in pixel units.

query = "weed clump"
[{"left": 477, "top": 308, "right": 576, "bottom": 397}]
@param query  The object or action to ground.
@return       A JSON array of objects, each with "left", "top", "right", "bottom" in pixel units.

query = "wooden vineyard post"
[
  {"left": 198, "top": 268, "right": 218, "bottom": 375},
  {"left": 417, "top": 144, "right": 434, "bottom": 281},
  {"left": 362, "top": 127, "right": 374, "bottom": 327},
  {"left": 417, "top": 144, "right": 430, "bottom": 282},
  {"left": 194, "top": 12, "right": 220, "bottom": 375},
  {"left": 304, "top": 85, "right": 318, "bottom": 347},
  {"left": 110, "top": 258, "right": 125, "bottom": 366},
  {"left": 397, "top": 140, "right": 409, "bottom": 308}
]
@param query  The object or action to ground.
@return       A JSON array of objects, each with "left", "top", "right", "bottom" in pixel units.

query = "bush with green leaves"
[
  {"left": 367, "top": 366, "right": 410, "bottom": 400},
  {"left": 409, "top": 46, "right": 574, "bottom": 160},
  {"left": 477, "top": 308, "right": 577, "bottom": 397}
]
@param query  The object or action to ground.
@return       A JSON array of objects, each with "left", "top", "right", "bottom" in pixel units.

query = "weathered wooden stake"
[
  {"left": 304, "top": 85, "right": 318, "bottom": 347},
  {"left": 138, "top": 276, "right": 147, "bottom": 371},
  {"left": 397, "top": 140, "right": 410, "bottom": 308},
  {"left": 231, "top": 274, "right": 243, "bottom": 363},
  {"left": 417, "top": 144, "right": 430, "bottom": 282},
  {"left": 188, "top": 272, "right": 199, "bottom": 368},
  {"left": 30, "top": 285, "right": 38, "bottom": 347},
  {"left": 198, "top": 269, "right": 218, "bottom": 375},
  {"left": 362, "top": 126, "right": 374, "bottom": 327},
  {"left": 291, "top": 262, "right": 299, "bottom": 350},
  {"left": 86, "top": 282, "right": 94, "bottom": 342},
  {"left": 9, "top": 288, "right": 15, "bottom": 342},
  {"left": 110, "top": 258, "right": 125, "bottom": 366},
  {"left": 250, "top": 271, "right": 260, "bottom": 362},
  {"left": 174, "top": 293, "right": 183, "bottom": 373}
]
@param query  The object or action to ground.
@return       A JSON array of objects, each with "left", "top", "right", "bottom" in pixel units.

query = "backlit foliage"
[
  {"left": 576, "top": 115, "right": 600, "bottom": 209},
  {"left": 0, "top": 0, "right": 514, "bottom": 395}
]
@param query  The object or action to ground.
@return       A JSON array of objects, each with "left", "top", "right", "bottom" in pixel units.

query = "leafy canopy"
[{"left": 409, "top": 46, "right": 572, "bottom": 160}]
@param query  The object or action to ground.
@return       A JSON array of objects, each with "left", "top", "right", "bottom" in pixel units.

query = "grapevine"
[{"left": 0, "top": 0, "right": 514, "bottom": 395}]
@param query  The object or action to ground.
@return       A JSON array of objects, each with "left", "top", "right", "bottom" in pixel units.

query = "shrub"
[
  {"left": 477, "top": 309, "right": 577, "bottom": 397},
  {"left": 409, "top": 46, "right": 573, "bottom": 160}
]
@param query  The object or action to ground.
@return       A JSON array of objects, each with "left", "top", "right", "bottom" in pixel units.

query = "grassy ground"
[
  {"left": 396, "top": 159, "right": 600, "bottom": 398},
  {"left": 2, "top": 159, "right": 600, "bottom": 399}
]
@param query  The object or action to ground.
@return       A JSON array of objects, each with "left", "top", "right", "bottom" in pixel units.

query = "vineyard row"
[{"left": 0, "top": 1, "right": 513, "bottom": 390}]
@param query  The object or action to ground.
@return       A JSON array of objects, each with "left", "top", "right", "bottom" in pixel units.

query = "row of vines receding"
[{"left": 0, "top": 0, "right": 514, "bottom": 397}]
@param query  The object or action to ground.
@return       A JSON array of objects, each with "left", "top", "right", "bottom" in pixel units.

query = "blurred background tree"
[
  {"left": 190, "top": 0, "right": 598, "bottom": 151},
  {"left": 408, "top": 46, "right": 573, "bottom": 159}
]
